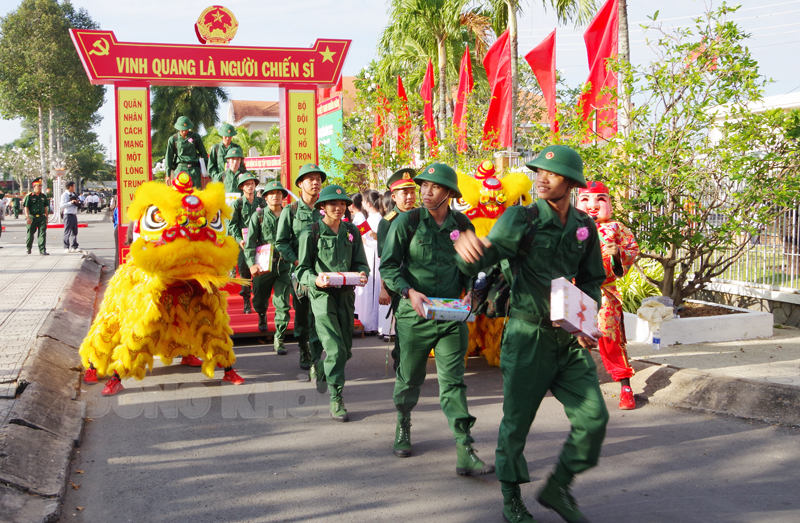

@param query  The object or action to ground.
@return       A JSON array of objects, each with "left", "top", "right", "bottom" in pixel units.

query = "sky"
[{"left": 1, "top": 0, "right": 799, "bottom": 156}]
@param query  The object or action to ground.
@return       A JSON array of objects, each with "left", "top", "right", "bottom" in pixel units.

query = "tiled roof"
[{"left": 230, "top": 100, "right": 280, "bottom": 122}]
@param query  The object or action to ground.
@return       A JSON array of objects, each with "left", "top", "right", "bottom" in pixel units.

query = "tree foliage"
[
  {"left": 556, "top": 4, "right": 800, "bottom": 304},
  {"left": 150, "top": 86, "right": 229, "bottom": 156}
]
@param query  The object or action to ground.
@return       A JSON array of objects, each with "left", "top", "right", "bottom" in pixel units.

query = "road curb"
[
  {"left": 592, "top": 351, "right": 800, "bottom": 427},
  {"left": 1, "top": 254, "right": 104, "bottom": 523}
]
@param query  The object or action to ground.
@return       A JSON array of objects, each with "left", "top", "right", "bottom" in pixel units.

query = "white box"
[
  {"left": 423, "top": 298, "right": 472, "bottom": 322},
  {"left": 320, "top": 272, "right": 365, "bottom": 287},
  {"left": 550, "top": 277, "right": 600, "bottom": 339},
  {"left": 255, "top": 244, "right": 274, "bottom": 272}
]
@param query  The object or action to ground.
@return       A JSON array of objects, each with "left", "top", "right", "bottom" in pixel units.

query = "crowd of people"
[{"left": 139, "top": 117, "right": 639, "bottom": 523}]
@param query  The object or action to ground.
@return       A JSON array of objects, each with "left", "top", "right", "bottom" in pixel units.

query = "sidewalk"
[{"left": 593, "top": 326, "right": 800, "bottom": 427}]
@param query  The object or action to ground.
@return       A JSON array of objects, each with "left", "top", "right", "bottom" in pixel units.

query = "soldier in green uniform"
[
  {"left": 275, "top": 163, "right": 326, "bottom": 371},
  {"left": 164, "top": 116, "right": 208, "bottom": 189},
  {"left": 219, "top": 148, "right": 246, "bottom": 195},
  {"left": 208, "top": 123, "right": 246, "bottom": 185},
  {"left": 380, "top": 163, "right": 494, "bottom": 476},
  {"left": 377, "top": 167, "right": 418, "bottom": 371},
  {"left": 23, "top": 179, "right": 50, "bottom": 255},
  {"left": 12, "top": 193, "right": 21, "bottom": 219},
  {"left": 296, "top": 185, "right": 369, "bottom": 422},
  {"left": 454, "top": 145, "right": 608, "bottom": 523},
  {"left": 245, "top": 180, "right": 291, "bottom": 352},
  {"left": 228, "top": 172, "right": 266, "bottom": 314}
]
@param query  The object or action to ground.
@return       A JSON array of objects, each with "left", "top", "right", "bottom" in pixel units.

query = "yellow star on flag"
[
  {"left": 213, "top": 10, "right": 224, "bottom": 23},
  {"left": 320, "top": 46, "right": 336, "bottom": 63}
]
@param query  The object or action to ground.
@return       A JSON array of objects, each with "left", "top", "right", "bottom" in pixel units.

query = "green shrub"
[{"left": 618, "top": 259, "right": 663, "bottom": 313}]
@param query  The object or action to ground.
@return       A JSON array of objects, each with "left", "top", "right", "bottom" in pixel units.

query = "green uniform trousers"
[
  {"left": 496, "top": 317, "right": 609, "bottom": 485},
  {"left": 289, "top": 278, "right": 323, "bottom": 356},
  {"left": 308, "top": 287, "right": 355, "bottom": 388},
  {"left": 176, "top": 163, "right": 203, "bottom": 189},
  {"left": 252, "top": 270, "right": 291, "bottom": 343},
  {"left": 237, "top": 248, "right": 252, "bottom": 299},
  {"left": 13, "top": 208, "right": 19, "bottom": 219},
  {"left": 393, "top": 300, "right": 476, "bottom": 445},
  {"left": 26, "top": 216, "right": 47, "bottom": 253}
]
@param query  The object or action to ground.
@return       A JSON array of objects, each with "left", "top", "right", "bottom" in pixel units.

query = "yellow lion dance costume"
[
  {"left": 457, "top": 161, "right": 532, "bottom": 367},
  {"left": 80, "top": 173, "right": 241, "bottom": 392}
]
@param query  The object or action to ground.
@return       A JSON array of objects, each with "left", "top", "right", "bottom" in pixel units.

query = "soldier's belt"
[
  {"left": 178, "top": 162, "right": 196, "bottom": 169},
  {"left": 509, "top": 309, "right": 557, "bottom": 328},
  {"left": 33, "top": 214, "right": 42, "bottom": 217}
]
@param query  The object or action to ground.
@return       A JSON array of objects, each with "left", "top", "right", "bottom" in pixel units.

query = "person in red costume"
[{"left": 576, "top": 181, "right": 640, "bottom": 410}]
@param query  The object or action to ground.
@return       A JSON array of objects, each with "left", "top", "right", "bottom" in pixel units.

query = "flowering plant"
[
  {"left": 319, "top": 209, "right": 326, "bottom": 216},
  {"left": 576, "top": 227, "right": 589, "bottom": 242},
  {"left": 348, "top": 232, "right": 354, "bottom": 242},
  {"left": 450, "top": 230, "right": 460, "bottom": 241},
  {"left": 188, "top": 138, "right": 193, "bottom": 143}
]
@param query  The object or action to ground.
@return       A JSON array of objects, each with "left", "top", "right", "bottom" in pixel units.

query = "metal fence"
[{"left": 710, "top": 208, "right": 800, "bottom": 292}]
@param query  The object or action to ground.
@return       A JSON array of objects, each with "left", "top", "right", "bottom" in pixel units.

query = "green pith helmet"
[
  {"left": 174, "top": 116, "right": 194, "bottom": 131},
  {"left": 315, "top": 184, "right": 352, "bottom": 209},
  {"left": 237, "top": 172, "right": 259, "bottom": 188},
  {"left": 262, "top": 179, "right": 289, "bottom": 198},
  {"left": 295, "top": 163, "right": 327, "bottom": 186},
  {"left": 414, "top": 163, "right": 461, "bottom": 199},
  {"left": 525, "top": 145, "right": 587, "bottom": 188},
  {"left": 219, "top": 123, "right": 237, "bottom": 137},
  {"left": 224, "top": 146, "right": 245, "bottom": 159},
  {"left": 387, "top": 167, "right": 417, "bottom": 192}
]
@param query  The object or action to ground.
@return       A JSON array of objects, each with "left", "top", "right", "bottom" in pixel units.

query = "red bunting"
[
  {"left": 397, "top": 75, "right": 412, "bottom": 154},
  {"left": 579, "top": 0, "right": 619, "bottom": 141},
  {"left": 420, "top": 59, "right": 438, "bottom": 155},
  {"left": 452, "top": 46, "right": 474, "bottom": 152},
  {"left": 524, "top": 30, "right": 559, "bottom": 134},
  {"left": 482, "top": 30, "right": 513, "bottom": 149}
]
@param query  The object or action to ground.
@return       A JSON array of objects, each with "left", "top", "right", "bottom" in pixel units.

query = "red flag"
[
  {"left": 452, "top": 46, "right": 474, "bottom": 153},
  {"left": 524, "top": 30, "right": 559, "bottom": 134},
  {"left": 372, "top": 88, "right": 388, "bottom": 150},
  {"left": 397, "top": 75, "right": 412, "bottom": 153},
  {"left": 420, "top": 59, "right": 438, "bottom": 154},
  {"left": 482, "top": 30, "right": 513, "bottom": 149},
  {"left": 579, "top": 0, "right": 619, "bottom": 141}
]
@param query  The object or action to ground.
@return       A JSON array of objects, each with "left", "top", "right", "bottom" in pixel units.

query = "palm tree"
[
  {"left": 259, "top": 125, "right": 280, "bottom": 156},
  {"left": 150, "top": 86, "right": 229, "bottom": 156},
  {"left": 234, "top": 126, "right": 265, "bottom": 157},
  {"left": 380, "top": 0, "right": 493, "bottom": 138}
]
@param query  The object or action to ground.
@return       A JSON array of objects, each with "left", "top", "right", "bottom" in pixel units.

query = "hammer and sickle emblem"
[{"left": 88, "top": 38, "right": 109, "bottom": 56}]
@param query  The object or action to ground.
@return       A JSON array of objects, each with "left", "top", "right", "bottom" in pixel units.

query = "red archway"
[{"left": 70, "top": 28, "right": 350, "bottom": 263}]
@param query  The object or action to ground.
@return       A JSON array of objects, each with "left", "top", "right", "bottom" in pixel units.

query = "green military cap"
[
  {"left": 387, "top": 167, "right": 417, "bottom": 192},
  {"left": 224, "top": 146, "right": 245, "bottom": 159},
  {"left": 219, "top": 123, "right": 237, "bottom": 137},
  {"left": 263, "top": 179, "right": 289, "bottom": 198},
  {"left": 174, "top": 116, "right": 194, "bottom": 131},
  {"left": 296, "top": 163, "right": 327, "bottom": 186},
  {"left": 414, "top": 163, "right": 461, "bottom": 198},
  {"left": 525, "top": 144, "right": 587, "bottom": 189},
  {"left": 237, "top": 172, "right": 259, "bottom": 188},
  {"left": 314, "top": 184, "right": 352, "bottom": 209}
]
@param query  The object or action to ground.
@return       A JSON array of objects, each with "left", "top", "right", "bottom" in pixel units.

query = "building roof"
[{"left": 229, "top": 100, "right": 280, "bottom": 125}]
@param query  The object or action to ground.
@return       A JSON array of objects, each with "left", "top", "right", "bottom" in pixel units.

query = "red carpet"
[
  {"left": 223, "top": 282, "right": 364, "bottom": 338},
  {"left": 46, "top": 223, "right": 89, "bottom": 229}
]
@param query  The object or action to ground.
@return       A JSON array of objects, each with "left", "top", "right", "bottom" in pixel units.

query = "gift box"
[
  {"left": 255, "top": 244, "right": 273, "bottom": 272},
  {"left": 423, "top": 298, "right": 472, "bottom": 322},
  {"left": 320, "top": 272, "right": 365, "bottom": 287},
  {"left": 550, "top": 277, "right": 600, "bottom": 339}
]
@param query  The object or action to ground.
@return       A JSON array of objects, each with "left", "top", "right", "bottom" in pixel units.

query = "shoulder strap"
[
  {"left": 405, "top": 208, "right": 421, "bottom": 237},
  {"left": 454, "top": 211, "right": 470, "bottom": 232},
  {"left": 517, "top": 204, "right": 540, "bottom": 258},
  {"left": 310, "top": 221, "right": 321, "bottom": 261}
]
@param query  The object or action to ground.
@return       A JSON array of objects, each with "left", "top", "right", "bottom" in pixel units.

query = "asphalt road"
[{"left": 59, "top": 333, "right": 800, "bottom": 523}]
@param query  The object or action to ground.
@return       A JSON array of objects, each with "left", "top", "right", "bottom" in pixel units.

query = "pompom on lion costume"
[
  {"left": 80, "top": 173, "right": 243, "bottom": 394},
  {"left": 456, "top": 161, "right": 532, "bottom": 366}
]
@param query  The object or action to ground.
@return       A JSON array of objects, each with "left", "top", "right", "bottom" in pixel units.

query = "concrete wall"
[{"left": 696, "top": 288, "right": 800, "bottom": 327}]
